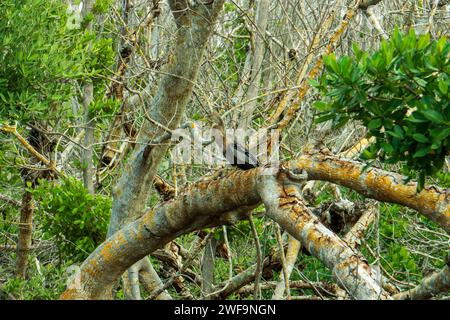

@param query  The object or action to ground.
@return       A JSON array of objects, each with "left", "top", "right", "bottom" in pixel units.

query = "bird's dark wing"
[{"left": 224, "top": 142, "right": 259, "bottom": 169}]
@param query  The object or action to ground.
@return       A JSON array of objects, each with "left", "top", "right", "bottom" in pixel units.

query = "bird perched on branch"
[{"left": 211, "top": 112, "right": 260, "bottom": 170}]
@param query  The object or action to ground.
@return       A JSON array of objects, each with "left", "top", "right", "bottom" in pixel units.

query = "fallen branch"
[{"left": 272, "top": 236, "right": 301, "bottom": 299}]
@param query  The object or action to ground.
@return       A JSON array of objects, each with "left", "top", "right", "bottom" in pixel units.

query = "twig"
[
  {"left": 248, "top": 213, "right": 262, "bottom": 299},
  {"left": 222, "top": 226, "right": 233, "bottom": 282},
  {"left": 275, "top": 225, "right": 290, "bottom": 299}
]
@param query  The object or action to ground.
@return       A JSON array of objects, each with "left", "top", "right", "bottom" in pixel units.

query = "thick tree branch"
[
  {"left": 61, "top": 152, "right": 447, "bottom": 299},
  {"left": 287, "top": 152, "right": 449, "bottom": 233},
  {"left": 257, "top": 170, "right": 390, "bottom": 299},
  {"left": 109, "top": 0, "right": 225, "bottom": 236}
]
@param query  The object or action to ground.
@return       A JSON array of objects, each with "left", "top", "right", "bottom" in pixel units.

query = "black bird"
[{"left": 211, "top": 112, "right": 260, "bottom": 170}]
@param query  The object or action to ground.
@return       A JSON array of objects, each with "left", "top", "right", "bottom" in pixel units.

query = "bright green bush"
[
  {"left": 33, "top": 178, "right": 111, "bottom": 261},
  {"left": 0, "top": 0, "right": 115, "bottom": 122},
  {"left": 312, "top": 28, "right": 449, "bottom": 189}
]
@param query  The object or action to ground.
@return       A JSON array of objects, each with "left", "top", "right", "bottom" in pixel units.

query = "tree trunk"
[{"left": 15, "top": 188, "right": 35, "bottom": 279}]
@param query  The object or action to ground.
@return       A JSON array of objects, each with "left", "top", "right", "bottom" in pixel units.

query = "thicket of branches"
[{"left": 0, "top": 0, "right": 449, "bottom": 300}]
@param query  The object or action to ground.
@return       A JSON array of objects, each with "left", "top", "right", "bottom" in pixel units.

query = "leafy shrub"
[
  {"left": 33, "top": 178, "right": 111, "bottom": 261},
  {"left": 1, "top": 261, "right": 68, "bottom": 299},
  {"left": 312, "top": 28, "right": 449, "bottom": 189},
  {"left": 0, "top": 0, "right": 115, "bottom": 122}
]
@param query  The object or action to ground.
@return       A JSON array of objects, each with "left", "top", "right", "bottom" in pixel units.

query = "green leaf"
[
  {"left": 438, "top": 80, "right": 448, "bottom": 94},
  {"left": 421, "top": 109, "right": 444, "bottom": 124},
  {"left": 314, "top": 113, "right": 335, "bottom": 123},
  {"left": 413, "top": 77, "right": 427, "bottom": 87},
  {"left": 417, "top": 34, "right": 430, "bottom": 50},
  {"left": 368, "top": 118, "right": 382, "bottom": 130},
  {"left": 308, "top": 78, "right": 320, "bottom": 87},
  {"left": 312, "top": 101, "right": 331, "bottom": 112},
  {"left": 436, "top": 36, "right": 446, "bottom": 53},
  {"left": 412, "top": 133, "right": 428, "bottom": 143},
  {"left": 413, "top": 146, "right": 430, "bottom": 158},
  {"left": 406, "top": 115, "right": 428, "bottom": 123},
  {"left": 324, "top": 53, "right": 340, "bottom": 74},
  {"left": 417, "top": 172, "right": 425, "bottom": 192},
  {"left": 386, "top": 130, "right": 402, "bottom": 139},
  {"left": 399, "top": 246, "right": 408, "bottom": 259},
  {"left": 394, "top": 125, "right": 404, "bottom": 139},
  {"left": 380, "top": 142, "right": 394, "bottom": 154},
  {"left": 429, "top": 127, "right": 450, "bottom": 141}
]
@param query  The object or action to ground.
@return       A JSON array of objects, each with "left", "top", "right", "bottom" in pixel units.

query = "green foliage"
[
  {"left": 313, "top": 28, "right": 449, "bottom": 189},
  {"left": 32, "top": 178, "right": 111, "bottom": 262},
  {"left": 93, "top": 0, "right": 114, "bottom": 14},
  {"left": 385, "top": 244, "right": 418, "bottom": 274},
  {"left": 0, "top": 0, "right": 115, "bottom": 122},
  {"left": 0, "top": 261, "right": 68, "bottom": 299}
]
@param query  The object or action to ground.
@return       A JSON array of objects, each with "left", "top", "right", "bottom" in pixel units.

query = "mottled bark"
[
  {"left": 139, "top": 258, "right": 172, "bottom": 300},
  {"left": 344, "top": 204, "right": 377, "bottom": 249},
  {"left": 62, "top": 169, "right": 260, "bottom": 299},
  {"left": 287, "top": 152, "right": 450, "bottom": 233},
  {"left": 61, "top": 153, "right": 448, "bottom": 299},
  {"left": 257, "top": 170, "right": 390, "bottom": 299},
  {"left": 272, "top": 236, "right": 301, "bottom": 299},
  {"left": 364, "top": 5, "right": 389, "bottom": 40},
  {"left": 201, "top": 237, "right": 218, "bottom": 297},
  {"left": 108, "top": 0, "right": 226, "bottom": 235},
  {"left": 102, "top": 0, "right": 225, "bottom": 300},
  {"left": 15, "top": 188, "right": 35, "bottom": 279}
]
